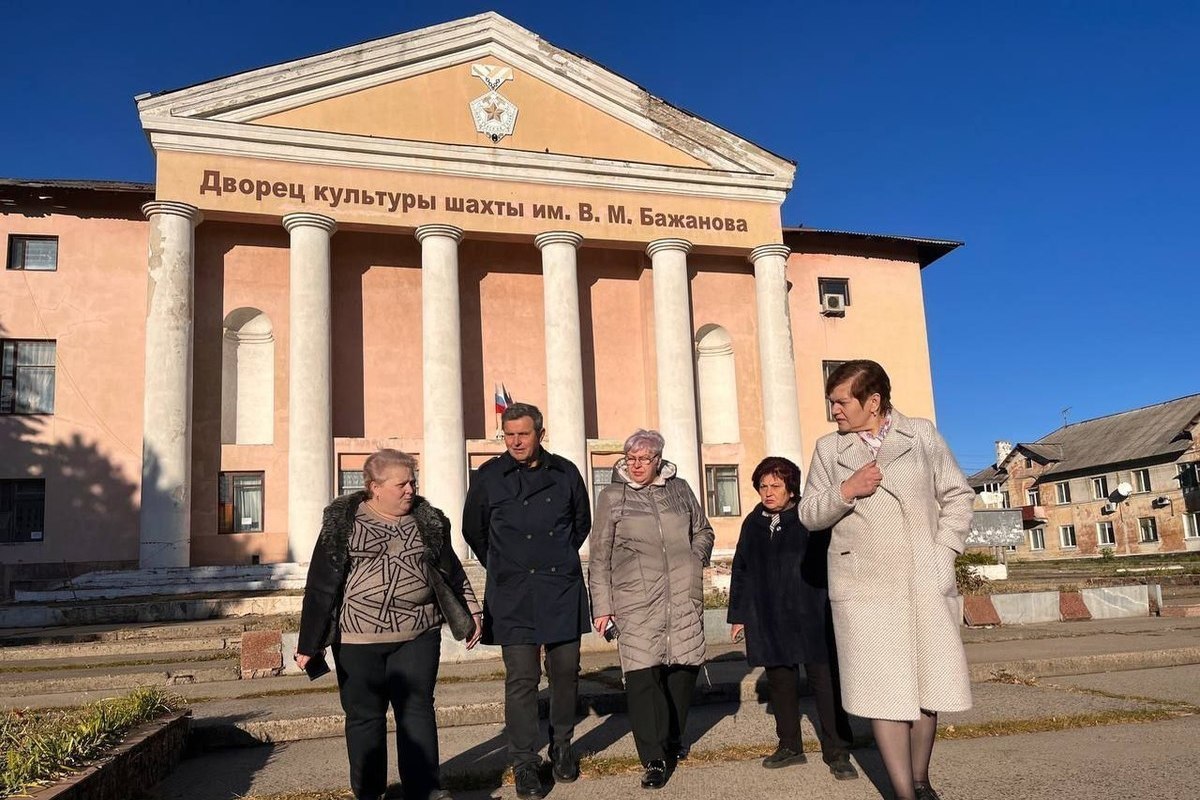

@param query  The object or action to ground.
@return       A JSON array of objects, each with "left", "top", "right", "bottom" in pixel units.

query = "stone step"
[
  {"left": 0, "top": 657, "right": 240, "bottom": 696},
  {"left": 0, "top": 615, "right": 298, "bottom": 647},
  {"left": 1160, "top": 604, "right": 1200, "bottom": 618},
  {"left": 0, "top": 636, "right": 239, "bottom": 662},
  {"left": 0, "top": 593, "right": 303, "bottom": 629},
  {"left": 0, "top": 647, "right": 238, "bottom": 673}
]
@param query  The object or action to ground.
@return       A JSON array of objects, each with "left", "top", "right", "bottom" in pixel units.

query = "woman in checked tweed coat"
[{"left": 800, "top": 360, "right": 975, "bottom": 800}]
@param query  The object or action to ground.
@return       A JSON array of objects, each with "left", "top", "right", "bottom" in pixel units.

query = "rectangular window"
[
  {"left": 338, "top": 469, "right": 365, "bottom": 496},
  {"left": 983, "top": 482, "right": 1001, "bottom": 493},
  {"left": 817, "top": 277, "right": 851, "bottom": 305},
  {"left": 0, "top": 479, "right": 46, "bottom": 543},
  {"left": 1091, "top": 476, "right": 1109, "bottom": 500},
  {"left": 592, "top": 466, "right": 614, "bottom": 508},
  {"left": 1138, "top": 516, "right": 1159, "bottom": 543},
  {"left": 1026, "top": 487, "right": 1040, "bottom": 505},
  {"left": 1000, "top": 490, "right": 1011, "bottom": 509},
  {"left": 1177, "top": 463, "right": 1199, "bottom": 490},
  {"left": 1, "top": 340, "right": 56, "bottom": 414},
  {"left": 1024, "top": 457, "right": 1034, "bottom": 469},
  {"left": 218, "top": 471, "right": 264, "bottom": 533},
  {"left": 1183, "top": 513, "right": 1200, "bottom": 540},
  {"left": 1055, "top": 481, "right": 1072, "bottom": 504},
  {"left": 7, "top": 236, "right": 58, "bottom": 271},
  {"left": 1133, "top": 468, "right": 1152, "bottom": 493},
  {"left": 1029, "top": 528, "right": 1045, "bottom": 551},
  {"left": 1096, "top": 521, "right": 1116, "bottom": 546},
  {"left": 822, "top": 360, "right": 848, "bottom": 421},
  {"left": 704, "top": 465, "right": 741, "bottom": 517},
  {"left": 1059, "top": 525, "right": 1077, "bottom": 549}
]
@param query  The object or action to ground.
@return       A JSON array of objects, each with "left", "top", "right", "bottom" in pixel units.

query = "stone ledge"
[{"left": 25, "top": 711, "right": 191, "bottom": 800}]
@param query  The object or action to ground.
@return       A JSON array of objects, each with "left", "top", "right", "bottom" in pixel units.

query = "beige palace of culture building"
[{"left": 0, "top": 13, "right": 959, "bottom": 588}]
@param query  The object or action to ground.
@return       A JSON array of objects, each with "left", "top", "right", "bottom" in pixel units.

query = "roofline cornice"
[{"left": 135, "top": 12, "right": 796, "bottom": 182}]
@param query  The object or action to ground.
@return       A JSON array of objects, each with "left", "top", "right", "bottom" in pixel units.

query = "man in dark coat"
[{"left": 462, "top": 402, "right": 591, "bottom": 799}]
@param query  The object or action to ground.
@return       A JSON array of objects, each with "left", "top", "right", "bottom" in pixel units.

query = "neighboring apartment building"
[
  {"left": 1, "top": 13, "right": 960, "bottom": 589},
  {"left": 968, "top": 395, "right": 1200, "bottom": 560}
]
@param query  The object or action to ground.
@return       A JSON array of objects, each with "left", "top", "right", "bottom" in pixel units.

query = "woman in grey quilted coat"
[{"left": 589, "top": 429, "right": 714, "bottom": 790}]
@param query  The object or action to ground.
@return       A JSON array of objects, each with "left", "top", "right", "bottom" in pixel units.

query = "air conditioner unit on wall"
[
  {"left": 821, "top": 293, "right": 847, "bottom": 316},
  {"left": 1101, "top": 503, "right": 1116, "bottom": 514}
]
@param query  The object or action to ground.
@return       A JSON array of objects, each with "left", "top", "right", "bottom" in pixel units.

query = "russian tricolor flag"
[{"left": 494, "top": 383, "right": 513, "bottom": 414}]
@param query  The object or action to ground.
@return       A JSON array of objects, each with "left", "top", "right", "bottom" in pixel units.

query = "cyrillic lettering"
[
  {"left": 640, "top": 207, "right": 654, "bottom": 226},
  {"left": 506, "top": 202, "right": 524, "bottom": 217},
  {"left": 400, "top": 193, "right": 416, "bottom": 213},
  {"left": 578, "top": 203, "right": 594, "bottom": 222},
  {"left": 698, "top": 216, "right": 712, "bottom": 230},
  {"left": 653, "top": 213, "right": 667, "bottom": 227},
  {"left": 314, "top": 185, "right": 331, "bottom": 203},
  {"left": 712, "top": 217, "right": 725, "bottom": 230},
  {"left": 684, "top": 215, "right": 698, "bottom": 229},
  {"left": 199, "top": 170, "right": 223, "bottom": 195},
  {"left": 735, "top": 219, "right": 748, "bottom": 232},
  {"left": 607, "top": 205, "right": 628, "bottom": 224},
  {"left": 288, "top": 183, "right": 305, "bottom": 202},
  {"left": 417, "top": 194, "right": 435, "bottom": 211},
  {"left": 724, "top": 217, "right": 736, "bottom": 231},
  {"left": 361, "top": 190, "right": 375, "bottom": 206},
  {"left": 478, "top": 200, "right": 495, "bottom": 215},
  {"left": 238, "top": 178, "right": 254, "bottom": 195},
  {"left": 465, "top": 199, "right": 480, "bottom": 214},
  {"left": 343, "top": 189, "right": 360, "bottom": 205},
  {"left": 223, "top": 177, "right": 238, "bottom": 194},
  {"left": 667, "top": 213, "right": 684, "bottom": 228},
  {"left": 447, "top": 196, "right": 465, "bottom": 213}
]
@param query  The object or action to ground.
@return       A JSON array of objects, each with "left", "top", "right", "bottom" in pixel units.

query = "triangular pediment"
[{"left": 137, "top": 13, "right": 794, "bottom": 184}]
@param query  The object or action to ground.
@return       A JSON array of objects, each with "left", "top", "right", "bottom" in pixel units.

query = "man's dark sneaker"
[
  {"left": 550, "top": 745, "right": 579, "bottom": 783},
  {"left": 827, "top": 754, "right": 859, "bottom": 781},
  {"left": 762, "top": 744, "right": 807, "bottom": 769},
  {"left": 914, "top": 783, "right": 941, "bottom": 800},
  {"left": 514, "top": 765, "right": 543, "bottom": 799},
  {"left": 640, "top": 760, "right": 668, "bottom": 790}
]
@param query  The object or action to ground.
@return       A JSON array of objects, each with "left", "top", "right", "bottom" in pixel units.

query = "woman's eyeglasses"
[{"left": 626, "top": 455, "right": 659, "bottom": 466}]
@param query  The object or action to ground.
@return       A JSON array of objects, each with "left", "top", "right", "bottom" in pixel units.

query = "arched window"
[
  {"left": 695, "top": 324, "right": 740, "bottom": 444},
  {"left": 221, "top": 308, "right": 274, "bottom": 445}
]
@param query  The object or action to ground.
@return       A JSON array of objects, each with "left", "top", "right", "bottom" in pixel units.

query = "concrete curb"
[
  {"left": 190, "top": 646, "right": 1200, "bottom": 750},
  {"left": 24, "top": 711, "right": 190, "bottom": 800}
]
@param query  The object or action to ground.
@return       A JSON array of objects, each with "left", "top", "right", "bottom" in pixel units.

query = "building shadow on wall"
[{"left": 0, "top": 319, "right": 153, "bottom": 598}]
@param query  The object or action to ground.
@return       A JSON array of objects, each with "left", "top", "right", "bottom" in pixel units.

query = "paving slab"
[
  {"left": 151, "top": 676, "right": 1188, "bottom": 800},
  {"left": 1049, "top": 663, "right": 1200, "bottom": 707}
]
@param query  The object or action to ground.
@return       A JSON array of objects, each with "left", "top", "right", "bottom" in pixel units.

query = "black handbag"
[{"left": 426, "top": 554, "right": 476, "bottom": 641}]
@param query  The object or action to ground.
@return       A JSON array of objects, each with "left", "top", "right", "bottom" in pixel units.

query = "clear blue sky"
[{"left": 3, "top": 1, "right": 1197, "bottom": 473}]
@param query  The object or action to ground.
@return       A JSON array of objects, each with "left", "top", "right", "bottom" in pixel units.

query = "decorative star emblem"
[{"left": 483, "top": 100, "right": 504, "bottom": 122}]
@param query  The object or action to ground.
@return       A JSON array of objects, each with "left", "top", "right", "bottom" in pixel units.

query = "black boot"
[
  {"left": 762, "top": 743, "right": 807, "bottom": 769},
  {"left": 551, "top": 744, "right": 579, "bottom": 783},
  {"left": 827, "top": 754, "right": 859, "bottom": 780},
  {"left": 514, "top": 764, "right": 543, "bottom": 799},
  {"left": 640, "top": 760, "right": 668, "bottom": 790},
  {"left": 914, "top": 783, "right": 941, "bottom": 800}
]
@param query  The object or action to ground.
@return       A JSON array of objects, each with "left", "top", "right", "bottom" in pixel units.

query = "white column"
[
  {"left": 138, "top": 201, "right": 202, "bottom": 569},
  {"left": 282, "top": 213, "right": 337, "bottom": 562},
  {"left": 417, "top": 224, "right": 470, "bottom": 560},
  {"left": 535, "top": 231, "right": 590, "bottom": 555},
  {"left": 750, "top": 243, "right": 804, "bottom": 467},
  {"left": 647, "top": 238, "right": 702, "bottom": 495}
]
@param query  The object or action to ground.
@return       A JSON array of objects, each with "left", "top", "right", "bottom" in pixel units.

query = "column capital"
[
  {"left": 282, "top": 212, "right": 337, "bottom": 234},
  {"left": 749, "top": 243, "right": 791, "bottom": 263},
  {"left": 415, "top": 224, "right": 464, "bottom": 244},
  {"left": 142, "top": 201, "right": 202, "bottom": 225},
  {"left": 646, "top": 238, "right": 693, "bottom": 259},
  {"left": 534, "top": 230, "right": 584, "bottom": 251}
]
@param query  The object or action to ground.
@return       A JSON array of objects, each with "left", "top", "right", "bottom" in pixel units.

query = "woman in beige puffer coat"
[{"left": 589, "top": 429, "right": 714, "bottom": 789}]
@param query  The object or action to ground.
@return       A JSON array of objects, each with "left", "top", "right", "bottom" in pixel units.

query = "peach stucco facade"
[{"left": 0, "top": 14, "right": 956, "bottom": 587}]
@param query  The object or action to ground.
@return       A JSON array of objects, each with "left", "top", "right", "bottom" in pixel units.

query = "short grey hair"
[
  {"left": 623, "top": 429, "right": 665, "bottom": 457},
  {"left": 502, "top": 402, "right": 544, "bottom": 433},
  {"left": 362, "top": 449, "right": 417, "bottom": 498}
]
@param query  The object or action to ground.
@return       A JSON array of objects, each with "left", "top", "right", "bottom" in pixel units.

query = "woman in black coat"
[{"left": 727, "top": 456, "right": 858, "bottom": 780}]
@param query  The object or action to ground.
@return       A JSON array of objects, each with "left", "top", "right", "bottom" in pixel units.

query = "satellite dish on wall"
[{"left": 1115, "top": 482, "right": 1133, "bottom": 499}]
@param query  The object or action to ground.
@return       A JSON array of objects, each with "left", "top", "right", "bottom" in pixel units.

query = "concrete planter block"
[
  {"left": 970, "top": 564, "right": 1008, "bottom": 581},
  {"left": 991, "top": 591, "right": 1060, "bottom": 625},
  {"left": 1059, "top": 591, "right": 1092, "bottom": 622},
  {"left": 1081, "top": 585, "right": 1149, "bottom": 619}
]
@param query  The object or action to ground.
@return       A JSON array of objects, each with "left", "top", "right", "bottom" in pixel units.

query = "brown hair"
[
  {"left": 824, "top": 359, "right": 892, "bottom": 414},
  {"left": 751, "top": 456, "right": 802, "bottom": 499}
]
